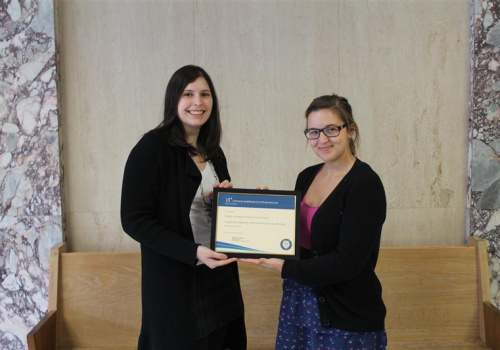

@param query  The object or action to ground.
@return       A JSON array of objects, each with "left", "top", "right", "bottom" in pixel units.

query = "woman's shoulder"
[
  {"left": 299, "top": 163, "right": 323, "bottom": 177},
  {"left": 131, "top": 130, "right": 175, "bottom": 154},
  {"left": 126, "top": 130, "right": 184, "bottom": 168},
  {"left": 354, "top": 159, "right": 380, "bottom": 176},
  {"left": 137, "top": 129, "right": 166, "bottom": 146},
  {"left": 350, "top": 159, "right": 385, "bottom": 188}
]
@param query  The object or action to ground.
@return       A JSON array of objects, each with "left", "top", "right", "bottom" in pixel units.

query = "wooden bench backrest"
[
  {"left": 52, "top": 244, "right": 486, "bottom": 348},
  {"left": 241, "top": 245, "right": 484, "bottom": 346},
  {"left": 377, "top": 246, "right": 480, "bottom": 342},
  {"left": 56, "top": 252, "right": 141, "bottom": 348}
]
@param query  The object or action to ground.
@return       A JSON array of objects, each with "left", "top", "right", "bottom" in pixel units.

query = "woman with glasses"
[
  {"left": 121, "top": 65, "right": 246, "bottom": 350},
  {"left": 242, "top": 94, "right": 387, "bottom": 349}
]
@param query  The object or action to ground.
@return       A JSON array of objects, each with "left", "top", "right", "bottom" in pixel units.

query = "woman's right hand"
[{"left": 196, "top": 245, "right": 237, "bottom": 269}]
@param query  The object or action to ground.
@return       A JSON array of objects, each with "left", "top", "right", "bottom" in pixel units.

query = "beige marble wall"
[
  {"left": 340, "top": 2, "right": 471, "bottom": 246},
  {"left": 57, "top": 0, "right": 471, "bottom": 252}
]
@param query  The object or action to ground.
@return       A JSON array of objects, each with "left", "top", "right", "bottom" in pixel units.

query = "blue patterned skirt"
[{"left": 276, "top": 279, "right": 387, "bottom": 350}]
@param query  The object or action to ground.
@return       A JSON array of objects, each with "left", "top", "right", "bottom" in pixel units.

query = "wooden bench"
[{"left": 28, "top": 237, "right": 500, "bottom": 349}]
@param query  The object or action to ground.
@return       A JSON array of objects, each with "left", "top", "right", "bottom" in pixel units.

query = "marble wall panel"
[
  {"left": 59, "top": 2, "right": 471, "bottom": 255},
  {"left": 57, "top": 1, "right": 195, "bottom": 251},
  {"left": 340, "top": 1, "right": 471, "bottom": 246},
  {"left": 195, "top": 1, "right": 339, "bottom": 190},
  {"left": 0, "top": 0, "right": 63, "bottom": 348},
  {"left": 66, "top": 212, "right": 136, "bottom": 252},
  {"left": 470, "top": 0, "right": 500, "bottom": 308},
  {"left": 384, "top": 207, "right": 467, "bottom": 247},
  {"left": 59, "top": 1, "right": 338, "bottom": 251}
]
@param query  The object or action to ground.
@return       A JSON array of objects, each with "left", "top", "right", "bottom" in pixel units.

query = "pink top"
[
  {"left": 300, "top": 164, "right": 323, "bottom": 249},
  {"left": 300, "top": 200, "right": 318, "bottom": 249}
]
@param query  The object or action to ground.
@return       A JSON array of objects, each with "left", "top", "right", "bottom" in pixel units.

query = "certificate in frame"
[{"left": 210, "top": 188, "right": 301, "bottom": 259}]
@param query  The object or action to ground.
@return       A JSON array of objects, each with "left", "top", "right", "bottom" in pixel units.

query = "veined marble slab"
[{"left": 0, "top": 0, "right": 63, "bottom": 348}]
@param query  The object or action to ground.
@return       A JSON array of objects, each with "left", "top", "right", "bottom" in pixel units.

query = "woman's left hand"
[
  {"left": 208, "top": 180, "right": 233, "bottom": 198},
  {"left": 214, "top": 180, "right": 232, "bottom": 188},
  {"left": 239, "top": 258, "right": 284, "bottom": 273}
]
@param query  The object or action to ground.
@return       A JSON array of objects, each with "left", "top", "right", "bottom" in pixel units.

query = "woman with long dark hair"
[{"left": 121, "top": 65, "right": 246, "bottom": 349}]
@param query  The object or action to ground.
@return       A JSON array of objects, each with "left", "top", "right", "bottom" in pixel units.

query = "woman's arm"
[{"left": 120, "top": 136, "right": 200, "bottom": 266}]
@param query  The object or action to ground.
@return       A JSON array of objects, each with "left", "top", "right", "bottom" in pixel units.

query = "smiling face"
[
  {"left": 306, "top": 108, "right": 355, "bottom": 164},
  {"left": 177, "top": 77, "right": 213, "bottom": 136}
]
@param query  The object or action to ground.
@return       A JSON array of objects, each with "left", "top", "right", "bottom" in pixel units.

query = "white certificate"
[{"left": 210, "top": 188, "right": 300, "bottom": 259}]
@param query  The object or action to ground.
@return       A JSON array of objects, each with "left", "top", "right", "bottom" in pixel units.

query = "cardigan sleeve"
[
  {"left": 120, "top": 135, "right": 199, "bottom": 266},
  {"left": 282, "top": 171, "right": 386, "bottom": 286}
]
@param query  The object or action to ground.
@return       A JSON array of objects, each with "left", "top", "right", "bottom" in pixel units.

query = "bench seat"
[{"left": 28, "top": 237, "right": 500, "bottom": 349}]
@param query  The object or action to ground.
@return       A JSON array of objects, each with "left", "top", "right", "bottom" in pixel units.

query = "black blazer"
[
  {"left": 282, "top": 159, "right": 387, "bottom": 332},
  {"left": 121, "top": 130, "right": 243, "bottom": 349}
]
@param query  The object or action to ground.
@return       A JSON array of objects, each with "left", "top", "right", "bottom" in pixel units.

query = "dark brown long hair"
[{"left": 155, "top": 65, "right": 222, "bottom": 161}]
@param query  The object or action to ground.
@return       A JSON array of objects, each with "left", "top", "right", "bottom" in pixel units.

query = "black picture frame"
[{"left": 210, "top": 187, "right": 301, "bottom": 259}]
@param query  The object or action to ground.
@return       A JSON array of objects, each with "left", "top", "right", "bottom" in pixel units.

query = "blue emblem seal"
[{"left": 280, "top": 239, "right": 292, "bottom": 251}]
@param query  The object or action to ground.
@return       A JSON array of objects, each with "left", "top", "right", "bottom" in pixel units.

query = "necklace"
[{"left": 199, "top": 161, "right": 219, "bottom": 223}]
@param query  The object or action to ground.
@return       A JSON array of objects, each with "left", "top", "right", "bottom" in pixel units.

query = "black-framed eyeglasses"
[{"left": 304, "top": 124, "right": 347, "bottom": 140}]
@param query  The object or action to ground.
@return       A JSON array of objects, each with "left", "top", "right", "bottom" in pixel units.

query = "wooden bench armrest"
[
  {"left": 27, "top": 310, "right": 57, "bottom": 350},
  {"left": 469, "top": 236, "right": 492, "bottom": 342},
  {"left": 484, "top": 301, "right": 500, "bottom": 350}
]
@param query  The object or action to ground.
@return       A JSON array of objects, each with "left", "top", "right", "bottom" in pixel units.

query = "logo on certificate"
[{"left": 280, "top": 239, "right": 292, "bottom": 251}]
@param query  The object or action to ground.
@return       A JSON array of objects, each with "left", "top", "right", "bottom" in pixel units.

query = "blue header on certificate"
[{"left": 218, "top": 193, "right": 295, "bottom": 210}]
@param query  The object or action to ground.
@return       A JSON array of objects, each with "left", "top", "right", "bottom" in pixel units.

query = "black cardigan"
[
  {"left": 121, "top": 130, "right": 244, "bottom": 349},
  {"left": 282, "top": 159, "right": 387, "bottom": 332}
]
